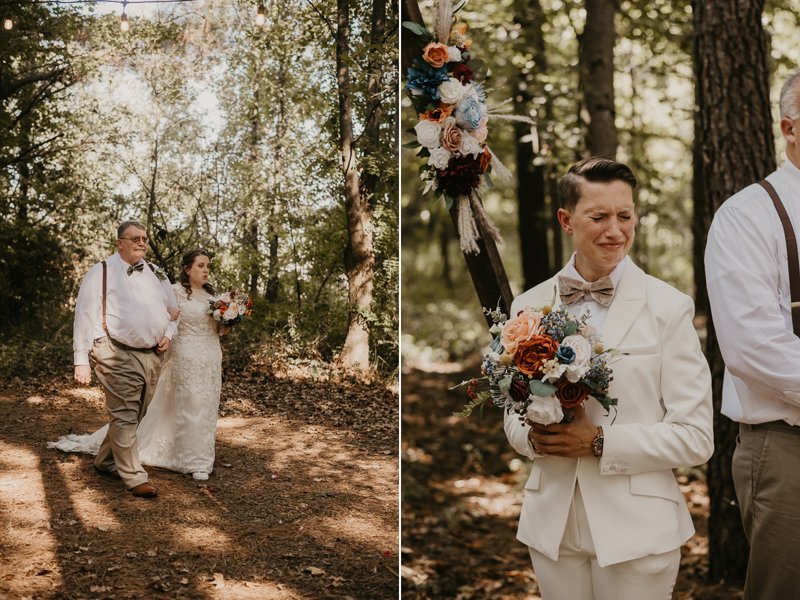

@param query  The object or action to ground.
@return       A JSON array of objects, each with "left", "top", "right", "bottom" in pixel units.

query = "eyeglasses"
[{"left": 119, "top": 236, "right": 149, "bottom": 244}]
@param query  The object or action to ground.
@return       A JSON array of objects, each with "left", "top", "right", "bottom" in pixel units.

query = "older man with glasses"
[{"left": 72, "top": 220, "right": 180, "bottom": 498}]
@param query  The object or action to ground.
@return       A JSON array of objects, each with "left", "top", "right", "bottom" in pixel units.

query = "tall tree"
[
  {"left": 513, "top": 0, "right": 551, "bottom": 290},
  {"left": 580, "top": 0, "right": 617, "bottom": 158},
  {"left": 337, "top": 0, "right": 375, "bottom": 368},
  {"left": 692, "top": 0, "right": 775, "bottom": 584}
]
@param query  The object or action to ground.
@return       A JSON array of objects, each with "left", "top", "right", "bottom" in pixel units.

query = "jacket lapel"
[{"left": 600, "top": 259, "right": 647, "bottom": 349}]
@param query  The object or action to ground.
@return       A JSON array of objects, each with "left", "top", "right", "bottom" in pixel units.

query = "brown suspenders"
[
  {"left": 100, "top": 260, "right": 156, "bottom": 339},
  {"left": 758, "top": 179, "right": 800, "bottom": 336}
]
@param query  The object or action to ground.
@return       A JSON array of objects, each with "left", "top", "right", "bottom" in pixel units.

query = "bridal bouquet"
[
  {"left": 208, "top": 289, "right": 252, "bottom": 327},
  {"left": 454, "top": 292, "right": 620, "bottom": 425}
]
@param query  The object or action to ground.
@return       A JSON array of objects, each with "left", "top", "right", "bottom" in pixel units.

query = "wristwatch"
[{"left": 592, "top": 426, "right": 604, "bottom": 457}]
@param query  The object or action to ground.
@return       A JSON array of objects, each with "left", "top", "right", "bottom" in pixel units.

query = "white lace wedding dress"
[{"left": 50, "top": 284, "right": 222, "bottom": 476}]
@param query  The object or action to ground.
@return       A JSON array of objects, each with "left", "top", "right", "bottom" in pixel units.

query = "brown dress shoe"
[
  {"left": 94, "top": 466, "right": 122, "bottom": 480},
  {"left": 128, "top": 482, "right": 158, "bottom": 498}
]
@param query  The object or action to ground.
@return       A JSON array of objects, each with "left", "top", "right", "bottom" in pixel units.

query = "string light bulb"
[
  {"left": 3, "top": 17, "right": 12, "bottom": 30},
  {"left": 255, "top": 4, "right": 265, "bottom": 26},
  {"left": 120, "top": 13, "right": 128, "bottom": 31}
]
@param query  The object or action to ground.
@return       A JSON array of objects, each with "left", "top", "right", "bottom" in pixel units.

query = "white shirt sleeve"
[
  {"left": 705, "top": 200, "right": 800, "bottom": 408},
  {"left": 163, "top": 280, "right": 180, "bottom": 340},
  {"left": 73, "top": 264, "right": 103, "bottom": 366}
]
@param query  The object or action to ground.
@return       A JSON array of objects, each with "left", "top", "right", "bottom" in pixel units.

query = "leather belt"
[
  {"left": 106, "top": 336, "right": 159, "bottom": 353},
  {"left": 749, "top": 420, "right": 800, "bottom": 434}
]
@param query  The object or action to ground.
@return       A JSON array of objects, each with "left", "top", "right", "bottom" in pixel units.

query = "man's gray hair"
[
  {"left": 117, "top": 220, "right": 147, "bottom": 239},
  {"left": 780, "top": 70, "right": 800, "bottom": 120}
]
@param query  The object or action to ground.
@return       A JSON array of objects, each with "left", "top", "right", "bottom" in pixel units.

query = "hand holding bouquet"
[
  {"left": 208, "top": 289, "right": 253, "bottom": 328},
  {"left": 455, "top": 289, "right": 620, "bottom": 425}
]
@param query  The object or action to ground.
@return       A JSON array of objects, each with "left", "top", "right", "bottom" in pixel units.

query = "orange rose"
[
  {"left": 515, "top": 334, "right": 558, "bottom": 376},
  {"left": 555, "top": 380, "right": 592, "bottom": 409},
  {"left": 422, "top": 42, "right": 449, "bottom": 68},
  {"left": 419, "top": 103, "right": 453, "bottom": 123},
  {"left": 477, "top": 146, "right": 492, "bottom": 173},
  {"left": 501, "top": 306, "right": 543, "bottom": 356}
]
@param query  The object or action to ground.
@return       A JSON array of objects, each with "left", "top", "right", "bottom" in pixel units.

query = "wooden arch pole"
[{"left": 402, "top": 0, "right": 515, "bottom": 325}]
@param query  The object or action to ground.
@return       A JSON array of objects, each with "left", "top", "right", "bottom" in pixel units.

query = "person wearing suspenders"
[
  {"left": 705, "top": 70, "right": 800, "bottom": 600},
  {"left": 73, "top": 220, "right": 180, "bottom": 498}
]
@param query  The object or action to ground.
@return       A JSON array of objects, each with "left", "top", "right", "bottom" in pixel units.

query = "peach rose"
[
  {"left": 467, "top": 116, "right": 489, "bottom": 143},
  {"left": 441, "top": 124, "right": 462, "bottom": 152},
  {"left": 422, "top": 42, "right": 449, "bottom": 68},
  {"left": 501, "top": 306, "right": 543, "bottom": 356},
  {"left": 419, "top": 103, "right": 453, "bottom": 123},
  {"left": 555, "top": 379, "right": 592, "bottom": 409},
  {"left": 515, "top": 334, "right": 558, "bottom": 376}
]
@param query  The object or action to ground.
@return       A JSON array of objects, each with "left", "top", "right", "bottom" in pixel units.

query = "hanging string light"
[
  {"left": 3, "top": 17, "right": 12, "bottom": 30},
  {"left": 255, "top": 3, "right": 265, "bottom": 26},
  {"left": 120, "top": 0, "right": 128, "bottom": 31}
]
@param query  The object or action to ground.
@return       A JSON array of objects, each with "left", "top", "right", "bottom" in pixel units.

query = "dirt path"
[
  {"left": 0, "top": 374, "right": 399, "bottom": 600},
  {"left": 401, "top": 364, "right": 743, "bottom": 600}
]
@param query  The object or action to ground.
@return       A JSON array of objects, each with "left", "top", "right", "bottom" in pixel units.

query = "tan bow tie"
[{"left": 558, "top": 275, "right": 615, "bottom": 307}]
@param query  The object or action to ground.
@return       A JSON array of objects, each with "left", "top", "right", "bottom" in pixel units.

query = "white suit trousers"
[{"left": 528, "top": 484, "right": 681, "bottom": 600}]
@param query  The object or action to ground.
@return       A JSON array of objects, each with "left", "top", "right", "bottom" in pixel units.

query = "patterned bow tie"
[
  {"left": 127, "top": 263, "right": 145, "bottom": 276},
  {"left": 558, "top": 275, "right": 615, "bottom": 307}
]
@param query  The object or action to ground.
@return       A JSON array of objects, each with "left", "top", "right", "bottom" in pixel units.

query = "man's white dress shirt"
[
  {"left": 560, "top": 253, "right": 627, "bottom": 331},
  {"left": 73, "top": 253, "right": 179, "bottom": 365},
  {"left": 706, "top": 159, "right": 800, "bottom": 425}
]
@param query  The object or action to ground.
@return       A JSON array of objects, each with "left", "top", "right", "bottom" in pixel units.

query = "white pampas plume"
[
  {"left": 485, "top": 145, "right": 513, "bottom": 183},
  {"left": 433, "top": 0, "right": 454, "bottom": 44},
  {"left": 470, "top": 190, "right": 504, "bottom": 245},
  {"left": 456, "top": 194, "right": 480, "bottom": 254}
]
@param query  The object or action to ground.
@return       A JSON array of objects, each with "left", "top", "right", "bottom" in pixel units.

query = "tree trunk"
[
  {"left": 692, "top": 0, "right": 775, "bottom": 584},
  {"left": 580, "top": 0, "right": 617, "bottom": 159},
  {"left": 338, "top": 0, "right": 375, "bottom": 368},
  {"left": 247, "top": 54, "right": 262, "bottom": 295},
  {"left": 514, "top": 0, "right": 550, "bottom": 291}
]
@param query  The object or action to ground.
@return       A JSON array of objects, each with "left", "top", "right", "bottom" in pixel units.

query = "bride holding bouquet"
[{"left": 51, "top": 249, "right": 247, "bottom": 481}]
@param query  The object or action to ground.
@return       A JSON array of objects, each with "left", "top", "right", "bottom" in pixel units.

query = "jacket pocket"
[
  {"left": 524, "top": 465, "right": 543, "bottom": 491},
  {"left": 629, "top": 470, "right": 683, "bottom": 504},
  {"left": 616, "top": 342, "right": 659, "bottom": 356}
]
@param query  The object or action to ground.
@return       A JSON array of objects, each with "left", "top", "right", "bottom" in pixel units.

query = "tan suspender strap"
[
  {"left": 758, "top": 180, "right": 800, "bottom": 336},
  {"left": 101, "top": 260, "right": 110, "bottom": 337}
]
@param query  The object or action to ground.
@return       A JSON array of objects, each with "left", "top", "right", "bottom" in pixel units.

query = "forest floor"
[
  {"left": 0, "top": 371, "right": 399, "bottom": 600},
  {"left": 401, "top": 362, "right": 744, "bottom": 600}
]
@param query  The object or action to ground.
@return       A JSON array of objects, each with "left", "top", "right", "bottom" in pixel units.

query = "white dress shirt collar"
[
  {"left": 780, "top": 157, "right": 800, "bottom": 190},
  {"left": 563, "top": 252, "right": 627, "bottom": 289}
]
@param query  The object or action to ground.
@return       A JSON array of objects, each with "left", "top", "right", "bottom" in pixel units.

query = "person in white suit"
[{"left": 505, "top": 157, "right": 714, "bottom": 600}]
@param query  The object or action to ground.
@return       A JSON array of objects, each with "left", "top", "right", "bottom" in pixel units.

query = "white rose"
[
  {"left": 459, "top": 134, "right": 483, "bottom": 157},
  {"left": 447, "top": 46, "right": 462, "bottom": 62},
  {"left": 525, "top": 395, "right": 564, "bottom": 426},
  {"left": 560, "top": 335, "right": 593, "bottom": 368},
  {"left": 227, "top": 303, "right": 240, "bottom": 318},
  {"left": 441, "top": 115, "right": 457, "bottom": 128},
  {"left": 439, "top": 78, "right": 467, "bottom": 106},
  {"left": 213, "top": 309, "right": 222, "bottom": 321},
  {"left": 564, "top": 363, "right": 589, "bottom": 383},
  {"left": 428, "top": 147, "right": 452, "bottom": 170},
  {"left": 415, "top": 119, "right": 442, "bottom": 149}
]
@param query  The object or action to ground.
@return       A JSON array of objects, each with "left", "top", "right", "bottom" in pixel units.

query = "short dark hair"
[
  {"left": 117, "top": 220, "right": 147, "bottom": 239},
  {"left": 558, "top": 157, "right": 637, "bottom": 212}
]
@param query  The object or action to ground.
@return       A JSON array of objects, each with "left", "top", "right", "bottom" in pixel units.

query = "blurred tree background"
[
  {"left": 401, "top": 0, "right": 800, "bottom": 597},
  {"left": 0, "top": 0, "right": 399, "bottom": 380}
]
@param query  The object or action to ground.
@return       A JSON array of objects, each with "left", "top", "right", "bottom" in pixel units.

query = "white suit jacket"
[{"left": 505, "top": 259, "right": 714, "bottom": 567}]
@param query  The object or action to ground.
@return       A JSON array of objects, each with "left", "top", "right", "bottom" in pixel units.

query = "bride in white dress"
[{"left": 50, "top": 249, "right": 230, "bottom": 481}]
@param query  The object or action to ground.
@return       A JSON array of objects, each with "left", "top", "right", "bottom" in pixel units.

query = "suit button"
[{"left": 620, "top": 466, "right": 628, "bottom": 472}]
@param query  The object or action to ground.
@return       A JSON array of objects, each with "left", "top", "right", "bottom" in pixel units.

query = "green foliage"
[{"left": 0, "top": 0, "right": 397, "bottom": 380}]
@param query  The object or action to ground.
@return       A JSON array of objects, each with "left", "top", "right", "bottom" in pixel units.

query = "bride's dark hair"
[{"left": 180, "top": 249, "right": 217, "bottom": 300}]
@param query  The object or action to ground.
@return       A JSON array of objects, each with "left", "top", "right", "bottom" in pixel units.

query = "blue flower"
[
  {"left": 456, "top": 96, "right": 484, "bottom": 130},
  {"left": 403, "top": 60, "right": 449, "bottom": 99},
  {"left": 555, "top": 344, "right": 576, "bottom": 365},
  {"left": 473, "top": 83, "right": 487, "bottom": 102}
]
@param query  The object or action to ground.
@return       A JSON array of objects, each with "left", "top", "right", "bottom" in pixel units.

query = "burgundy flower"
[
  {"left": 453, "top": 64, "right": 473, "bottom": 84},
  {"left": 438, "top": 154, "right": 482, "bottom": 196},
  {"left": 509, "top": 379, "right": 528, "bottom": 404}
]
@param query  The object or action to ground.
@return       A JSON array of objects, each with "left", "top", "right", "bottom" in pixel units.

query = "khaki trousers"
[
  {"left": 528, "top": 484, "right": 681, "bottom": 600},
  {"left": 734, "top": 421, "right": 800, "bottom": 600},
  {"left": 89, "top": 337, "right": 163, "bottom": 489}
]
